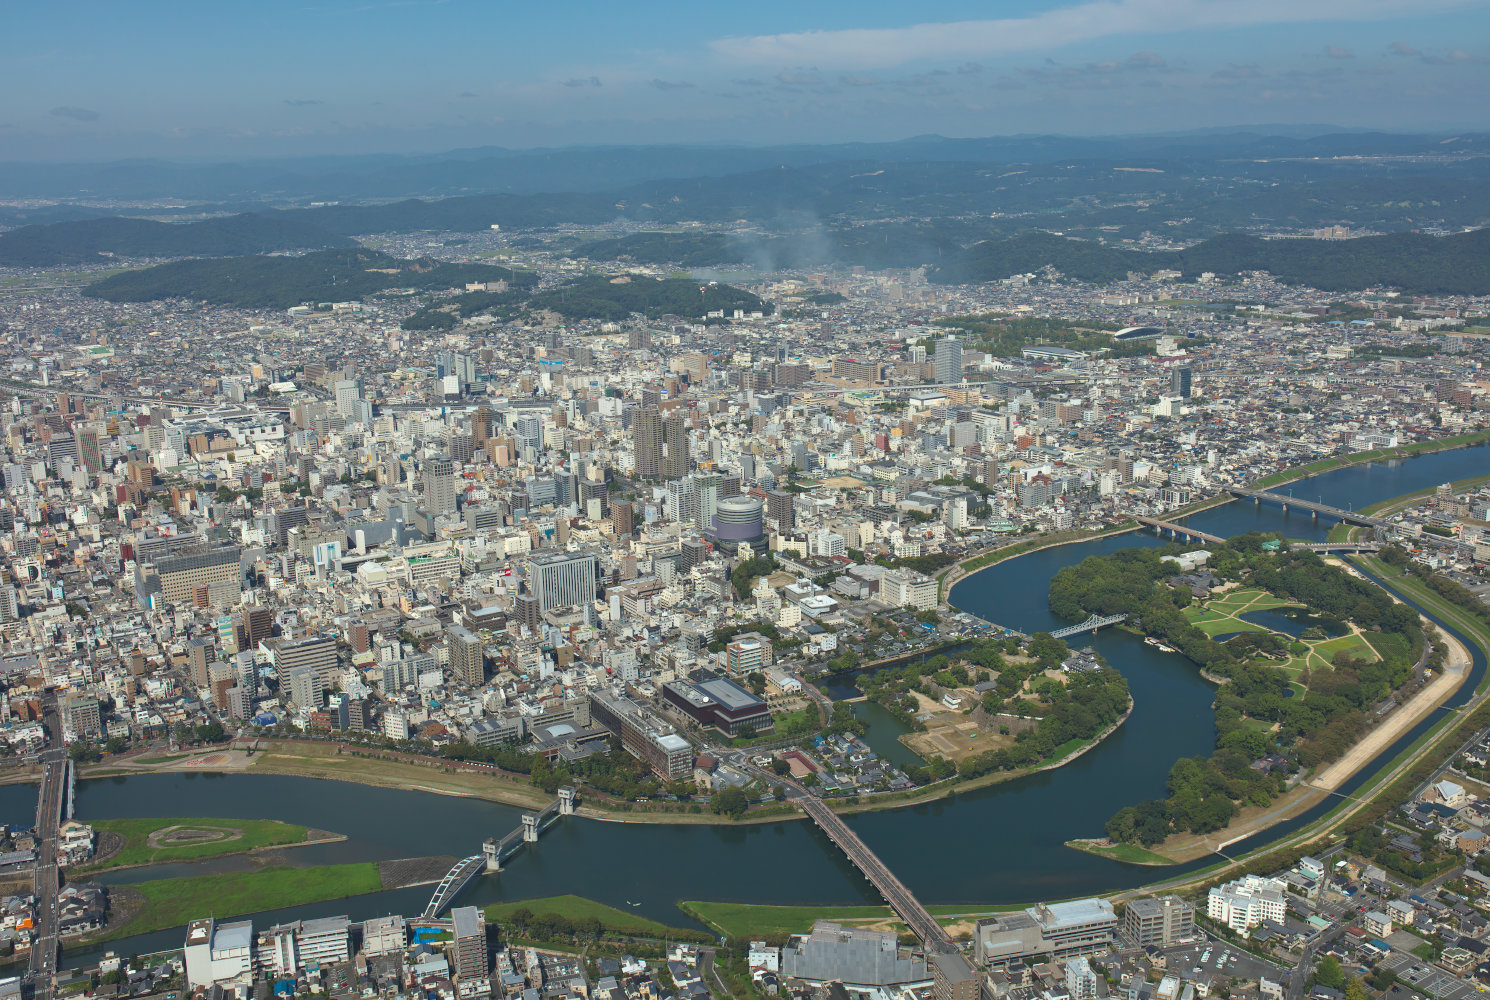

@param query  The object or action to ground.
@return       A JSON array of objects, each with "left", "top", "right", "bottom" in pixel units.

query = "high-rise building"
[
  {"left": 287, "top": 665, "right": 324, "bottom": 709},
  {"left": 633, "top": 407, "right": 663, "bottom": 479},
  {"left": 333, "top": 379, "right": 362, "bottom": 419},
  {"left": 422, "top": 453, "right": 456, "bottom": 515},
  {"left": 448, "top": 626, "right": 485, "bottom": 686},
  {"left": 528, "top": 550, "right": 599, "bottom": 612},
  {"left": 1121, "top": 896, "right": 1194, "bottom": 949},
  {"left": 76, "top": 424, "right": 103, "bottom": 474},
  {"left": 767, "top": 490, "right": 796, "bottom": 533},
  {"left": 273, "top": 634, "right": 338, "bottom": 687},
  {"left": 663, "top": 413, "right": 689, "bottom": 478},
  {"left": 1170, "top": 365, "right": 1193, "bottom": 399},
  {"left": 610, "top": 500, "right": 634, "bottom": 536},
  {"left": 450, "top": 906, "right": 487, "bottom": 982},
  {"left": 935, "top": 336, "right": 963, "bottom": 385},
  {"left": 153, "top": 546, "right": 242, "bottom": 605}
]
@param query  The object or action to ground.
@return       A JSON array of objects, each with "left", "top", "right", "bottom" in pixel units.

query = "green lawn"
[
  {"left": 1063, "top": 840, "right": 1174, "bottom": 865},
  {"left": 109, "top": 863, "right": 382, "bottom": 939},
  {"left": 87, "top": 816, "right": 310, "bottom": 868},
  {"left": 485, "top": 895, "right": 693, "bottom": 939},
  {"left": 1313, "top": 633, "right": 1378, "bottom": 663}
]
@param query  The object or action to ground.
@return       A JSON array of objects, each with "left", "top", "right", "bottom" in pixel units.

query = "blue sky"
[{"left": 6, "top": 0, "right": 1490, "bottom": 160}]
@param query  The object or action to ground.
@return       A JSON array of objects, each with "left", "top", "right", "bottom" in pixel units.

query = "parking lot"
[
  {"left": 1162, "top": 941, "right": 1287, "bottom": 987},
  {"left": 1380, "top": 952, "right": 1482, "bottom": 1000}
]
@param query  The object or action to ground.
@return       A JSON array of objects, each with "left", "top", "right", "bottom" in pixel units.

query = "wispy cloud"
[
  {"left": 50, "top": 106, "right": 99, "bottom": 122},
  {"left": 1324, "top": 44, "right": 1353, "bottom": 57},
  {"left": 561, "top": 76, "right": 602, "bottom": 88},
  {"left": 1388, "top": 41, "right": 1421, "bottom": 56},
  {"left": 776, "top": 69, "right": 824, "bottom": 86},
  {"left": 710, "top": 0, "right": 1483, "bottom": 68},
  {"left": 647, "top": 79, "right": 694, "bottom": 90},
  {"left": 284, "top": 98, "right": 323, "bottom": 107}
]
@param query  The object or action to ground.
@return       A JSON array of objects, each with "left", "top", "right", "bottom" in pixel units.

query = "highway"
[{"left": 28, "top": 696, "right": 65, "bottom": 1000}]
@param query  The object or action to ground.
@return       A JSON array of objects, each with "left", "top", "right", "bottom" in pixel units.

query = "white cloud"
[{"left": 709, "top": 0, "right": 1487, "bottom": 68}]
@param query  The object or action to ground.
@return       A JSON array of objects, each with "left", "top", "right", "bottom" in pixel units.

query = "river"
[{"left": 14, "top": 444, "right": 1488, "bottom": 966}]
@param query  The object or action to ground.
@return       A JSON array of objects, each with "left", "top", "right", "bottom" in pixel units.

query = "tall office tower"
[
  {"left": 447, "top": 626, "right": 485, "bottom": 686},
  {"left": 663, "top": 413, "right": 689, "bottom": 478},
  {"left": 935, "top": 335, "right": 963, "bottom": 385},
  {"left": 1171, "top": 365, "right": 1193, "bottom": 399},
  {"left": 633, "top": 406, "right": 663, "bottom": 478},
  {"left": 611, "top": 500, "right": 634, "bottom": 536},
  {"left": 767, "top": 490, "right": 796, "bottom": 533},
  {"left": 553, "top": 470, "right": 577, "bottom": 508},
  {"left": 527, "top": 551, "right": 600, "bottom": 611},
  {"left": 471, "top": 405, "right": 494, "bottom": 447},
  {"left": 422, "top": 453, "right": 456, "bottom": 515},
  {"left": 76, "top": 424, "right": 103, "bottom": 474},
  {"left": 628, "top": 328, "right": 652, "bottom": 350}
]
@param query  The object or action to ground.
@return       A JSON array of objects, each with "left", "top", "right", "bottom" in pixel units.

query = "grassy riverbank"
[
  {"left": 84, "top": 816, "right": 312, "bottom": 869},
  {"left": 97, "top": 863, "right": 383, "bottom": 941},
  {"left": 485, "top": 896, "right": 695, "bottom": 939}
]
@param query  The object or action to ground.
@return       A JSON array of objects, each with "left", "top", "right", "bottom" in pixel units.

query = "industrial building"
[
  {"left": 780, "top": 921, "right": 927, "bottom": 986},
  {"left": 973, "top": 898, "right": 1116, "bottom": 968},
  {"left": 183, "top": 918, "right": 254, "bottom": 989}
]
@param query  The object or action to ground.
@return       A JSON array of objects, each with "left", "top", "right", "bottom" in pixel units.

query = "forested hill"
[
  {"left": 929, "top": 227, "right": 1490, "bottom": 296},
  {"left": 0, "top": 213, "right": 354, "bottom": 267},
  {"left": 82, "top": 249, "right": 532, "bottom": 310}
]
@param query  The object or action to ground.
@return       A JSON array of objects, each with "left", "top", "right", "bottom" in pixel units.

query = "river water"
[{"left": 14, "top": 444, "right": 1487, "bottom": 965}]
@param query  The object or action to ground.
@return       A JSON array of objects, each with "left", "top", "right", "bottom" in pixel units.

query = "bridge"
[
  {"left": 1227, "top": 488, "right": 1387, "bottom": 527},
  {"left": 1228, "top": 487, "right": 1465, "bottom": 551},
  {"left": 1050, "top": 613, "right": 1128, "bottom": 640},
  {"left": 422, "top": 854, "right": 486, "bottom": 918},
  {"left": 798, "top": 796, "right": 959, "bottom": 955},
  {"left": 1296, "top": 541, "right": 1384, "bottom": 554},
  {"left": 422, "top": 786, "right": 577, "bottom": 917},
  {"left": 1134, "top": 516, "right": 1225, "bottom": 545}
]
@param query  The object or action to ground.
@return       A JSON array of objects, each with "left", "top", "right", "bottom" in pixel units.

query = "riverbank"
[
  {"left": 939, "top": 522, "right": 1139, "bottom": 604},
  {"left": 1065, "top": 548, "right": 1473, "bottom": 866},
  {"left": 1110, "top": 553, "right": 1490, "bottom": 895},
  {"left": 83, "top": 862, "right": 385, "bottom": 944},
  {"left": 1251, "top": 430, "right": 1490, "bottom": 490}
]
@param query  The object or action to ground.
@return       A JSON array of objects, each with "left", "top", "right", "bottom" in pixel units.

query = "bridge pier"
[
  {"left": 1254, "top": 496, "right": 1259, "bottom": 506},
  {"left": 483, "top": 838, "right": 502, "bottom": 872},
  {"left": 558, "top": 786, "right": 576, "bottom": 816},
  {"left": 522, "top": 814, "right": 539, "bottom": 843},
  {"left": 1312, "top": 509, "right": 1318, "bottom": 520},
  {"left": 1281, "top": 502, "right": 1288, "bottom": 513}
]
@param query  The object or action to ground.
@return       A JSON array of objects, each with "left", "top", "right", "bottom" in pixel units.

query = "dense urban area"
[{"left": 0, "top": 127, "right": 1489, "bottom": 1000}]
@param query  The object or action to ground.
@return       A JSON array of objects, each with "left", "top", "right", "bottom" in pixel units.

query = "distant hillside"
[
  {"left": 525, "top": 275, "right": 771, "bottom": 322},
  {"left": 929, "top": 228, "right": 1490, "bottom": 296},
  {"left": 0, "top": 212, "right": 354, "bottom": 267},
  {"left": 82, "top": 248, "right": 533, "bottom": 310}
]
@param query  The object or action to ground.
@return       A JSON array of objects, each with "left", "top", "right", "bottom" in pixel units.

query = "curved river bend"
[{"left": 7, "top": 445, "right": 1483, "bottom": 964}]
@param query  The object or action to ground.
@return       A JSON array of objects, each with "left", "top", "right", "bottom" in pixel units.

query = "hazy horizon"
[{"left": 7, "top": 0, "right": 1490, "bottom": 161}]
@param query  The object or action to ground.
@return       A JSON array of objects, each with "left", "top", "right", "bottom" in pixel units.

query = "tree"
[
  {"left": 1313, "top": 957, "right": 1344, "bottom": 991},
  {"left": 770, "top": 758, "right": 791, "bottom": 776},
  {"left": 746, "top": 672, "right": 767, "bottom": 696},
  {"left": 712, "top": 786, "right": 749, "bottom": 820}
]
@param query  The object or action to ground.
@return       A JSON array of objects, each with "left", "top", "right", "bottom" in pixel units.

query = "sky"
[{"left": 5, "top": 0, "right": 1490, "bottom": 161}]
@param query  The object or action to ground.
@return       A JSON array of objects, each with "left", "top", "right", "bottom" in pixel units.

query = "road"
[{"left": 28, "top": 695, "right": 65, "bottom": 1000}]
